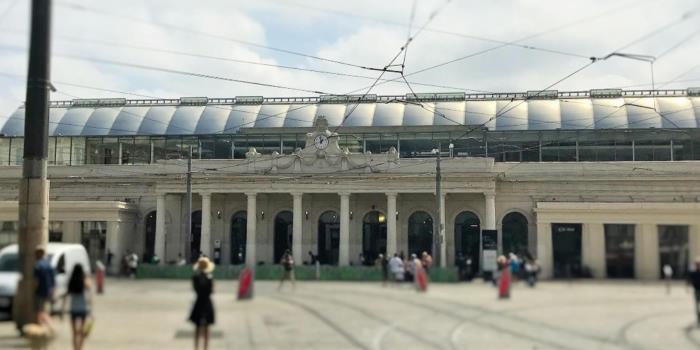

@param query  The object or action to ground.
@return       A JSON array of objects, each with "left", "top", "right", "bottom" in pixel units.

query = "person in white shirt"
[{"left": 388, "top": 254, "right": 404, "bottom": 283}]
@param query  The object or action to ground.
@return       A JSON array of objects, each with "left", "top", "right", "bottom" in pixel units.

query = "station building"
[{"left": 0, "top": 89, "right": 699, "bottom": 279}]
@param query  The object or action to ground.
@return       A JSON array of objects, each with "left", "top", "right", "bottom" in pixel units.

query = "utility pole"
[
  {"left": 185, "top": 145, "right": 192, "bottom": 262},
  {"left": 14, "top": 0, "right": 52, "bottom": 329},
  {"left": 434, "top": 142, "right": 442, "bottom": 267}
]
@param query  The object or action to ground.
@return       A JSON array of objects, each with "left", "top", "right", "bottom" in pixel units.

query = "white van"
[{"left": 0, "top": 243, "right": 91, "bottom": 319}]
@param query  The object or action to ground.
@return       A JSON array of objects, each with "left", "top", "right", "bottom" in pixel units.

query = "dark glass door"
[{"left": 552, "top": 223, "right": 582, "bottom": 278}]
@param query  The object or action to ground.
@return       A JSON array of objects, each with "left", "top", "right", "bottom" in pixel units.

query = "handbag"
[{"left": 83, "top": 316, "right": 95, "bottom": 337}]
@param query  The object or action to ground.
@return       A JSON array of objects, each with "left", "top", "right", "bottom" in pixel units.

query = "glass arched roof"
[{"left": 1, "top": 93, "right": 698, "bottom": 137}]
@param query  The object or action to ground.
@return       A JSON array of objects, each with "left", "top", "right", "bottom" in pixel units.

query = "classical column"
[
  {"left": 386, "top": 192, "right": 398, "bottom": 256},
  {"left": 200, "top": 193, "right": 211, "bottom": 257},
  {"left": 635, "top": 223, "right": 660, "bottom": 279},
  {"left": 155, "top": 193, "right": 166, "bottom": 264},
  {"left": 439, "top": 193, "right": 447, "bottom": 268},
  {"left": 339, "top": 193, "right": 350, "bottom": 266},
  {"left": 292, "top": 193, "right": 303, "bottom": 264},
  {"left": 690, "top": 225, "right": 700, "bottom": 265},
  {"left": 582, "top": 223, "right": 606, "bottom": 278},
  {"left": 245, "top": 193, "right": 257, "bottom": 266},
  {"left": 536, "top": 222, "right": 553, "bottom": 279},
  {"left": 484, "top": 192, "right": 496, "bottom": 230}
]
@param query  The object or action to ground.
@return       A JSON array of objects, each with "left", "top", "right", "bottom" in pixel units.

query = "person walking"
[
  {"left": 376, "top": 254, "right": 389, "bottom": 286},
  {"left": 688, "top": 258, "right": 700, "bottom": 325},
  {"left": 405, "top": 254, "right": 416, "bottom": 283},
  {"left": 189, "top": 256, "right": 216, "bottom": 350},
  {"left": 60, "top": 264, "right": 92, "bottom": 350},
  {"left": 279, "top": 250, "right": 296, "bottom": 290},
  {"left": 421, "top": 252, "right": 433, "bottom": 273},
  {"left": 663, "top": 264, "right": 673, "bottom": 294},
  {"left": 34, "top": 246, "right": 56, "bottom": 334},
  {"left": 388, "top": 253, "right": 404, "bottom": 284}
]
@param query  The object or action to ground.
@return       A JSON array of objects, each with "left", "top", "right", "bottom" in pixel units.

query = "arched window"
[
  {"left": 274, "top": 211, "right": 293, "bottom": 263},
  {"left": 408, "top": 211, "right": 433, "bottom": 256},
  {"left": 455, "top": 211, "right": 480, "bottom": 271},
  {"left": 502, "top": 212, "right": 528, "bottom": 255},
  {"left": 362, "top": 211, "right": 386, "bottom": 265},
  {"left": 144, "top": 211, "right": 156, "bottom": 263},
  {"left": 318, "top": 211, "right": 340, "bottom": 265},
  {"left": 230, "top": 211, "right": 246, "bottom": 265}
]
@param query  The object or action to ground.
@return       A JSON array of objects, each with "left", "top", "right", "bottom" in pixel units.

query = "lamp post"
[{"left": 431, "top": 144, "right": 443, "bottom": 267}]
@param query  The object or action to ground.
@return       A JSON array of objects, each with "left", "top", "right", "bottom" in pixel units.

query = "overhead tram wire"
[
  {"left": 331, "top": 0, "right": 453, "bottom": 135},
  {"left": 0, "top": 30, "right": 492, "bottom": 94},
  {"left": 54, "top": 1, "right": 390, "bottom": 73},
  {"left": 343, "top": 2, "right": 698, "bottom": 95},
  {"left": 445, "top": 8, "right": 700, "bottom": 146}
]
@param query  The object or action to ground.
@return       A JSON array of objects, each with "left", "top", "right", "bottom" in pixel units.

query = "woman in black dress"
[{"left": 189, "top": 257, "right": 215, "bottom": 350}]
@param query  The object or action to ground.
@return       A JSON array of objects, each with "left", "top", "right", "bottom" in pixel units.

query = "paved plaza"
[{"left": 0, "top": 279, "right": 699, "bottom": 349}]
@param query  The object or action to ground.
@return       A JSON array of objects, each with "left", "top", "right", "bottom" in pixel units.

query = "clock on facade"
[{"left": 314, "top": 135, "right": 329, "bottom": 150}]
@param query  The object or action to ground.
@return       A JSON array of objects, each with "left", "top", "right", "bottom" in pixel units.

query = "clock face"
[{"left": 314, "top": 135, "right": 329, "bottom": 150}]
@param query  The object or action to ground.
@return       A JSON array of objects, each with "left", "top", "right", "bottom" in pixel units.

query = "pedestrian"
[
  {"left": 308, "top": 251, "right": 317, "bottom": 265},
  {"left": 127, "top": 252, "right": 139, "bottom": 278},
  {"left": 388, "top": 253, "right": 404, "bottom": 283},
  {"left": 663, "top": 264, "right": 673, "bottom": 294},
  {"left": 421, "top": 251, "right": 433, "bottom": 273},
  {"left": 524, "top": 258, "right": 539, "bottom": 287},
  {"left": 106, "top": 250, "right": 113, "bottom": 272},
  {"left": 279, "top": 250, "right": 295, "bottom": 290},
  {"left": 497, "top": 255, "right": 511, "bottom": 299},
  {"left": 405, "top": 254, "right": 416, "bottom": 283},
  {"left": 456, "top": 252, "right": 466, "bottom": 281},
  {"left": 189, "top": 256, "right": 216, "bottom": 350},
  {"left": 177, "top": 254, "right": 187, "bottom": 266},
  {"left": 60, "top": 264, "right": 93, "bottom": 350},
  {"left": 687, "top": 257, "right": 700, "bottom": 325},
  {"left": 358, "top": 253, "right": 365, "bottom": 266},
  {"left": 34, "top": 246, "right": 56, "bottom": 334},
  {"left": 376, "top": 254, "right": 389, "bottom": 286}
]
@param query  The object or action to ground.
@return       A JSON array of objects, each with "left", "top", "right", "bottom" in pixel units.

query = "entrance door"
[
  {"left": 144, "top": 211, "right": 156, "bottom": 263},
  {"left": 552, "top": 223, "right": 582, "bottom": 278},
  {"left": 658, "top": 225, "right": 689, "bottom": 279},
  {"left": 455, "top": 212, "right": 480, "bottom": 272},
  {"left": 230, "top": 211, "right": 247, "bottom": 265},
  {"left": 317, "top": 211, "right": 340, "bottom": 265},
  {"left": 274, "top": 211, "right": 293, "bottom": 263},
  {"left": 408, "top": 211, "right": 433, "bottom": 256},
  {"left": 362, "top": 211, "right": 387, "bottom": 265},
  {"left": 605, "top": 224, "right": 635, "bottom": 278},
  {"left": 190, "top": 210, "right": 202, "bottom": 262}
]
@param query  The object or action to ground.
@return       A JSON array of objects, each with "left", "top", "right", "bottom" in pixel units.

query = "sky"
[{"left": 0, "top": 0, "right": 699, "bottom": 119}]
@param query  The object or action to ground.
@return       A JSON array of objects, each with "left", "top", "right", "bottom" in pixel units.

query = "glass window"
[
  {"left": 47, "top": 137, "right": 56, "bottom": 165},
  {"left": 71, "top": 137, "right": 85, "bottom": 165},
  {"left": 281, "top": 134, "right": 302, "bottom": 155},
  {"left": 133, "top": 137, "right": 151, "bottom": 164},
  {"left": 453, "top": 135, "right": 485, "bottom": 158},
  {"left": 86, "top": 137, "right": 102, "bottom": 164},
  {"left": 502, "top": 212, "right": 528, "bottom": 255},
  {"left": 658, "top": 225, "right": 689, "bottom": 279},
  {"left": 604, "top": 224, "right": 635, "bottom": 278},
  {"left": 232, "top": 135, "right": 247, "bottom": 159},
  {"left": 164, "top": 137, "right": 182, "bottom": 160},
  {"left": 0, "top": 138, "right": 10, "bottom": 166},
  {"left": 365, "top": 134, "right": 381, "bottom": 154},
  {"left": 381, "top": 133, "right": 398, "bottom": 153},
  {"left": 673, "top": 139, "right": 693, "bottom": 161},
  {"left": 81, "top": 221, "right": 107, "bottom": 265},
  {"left": 0, "top": 221, "right": 17, "bottom": 249},
  {"left": 119, "top": 137, "right": 134, "bottom": 165},
  {"left": 151, "top": 137, "right": 166, "bottom": 162},
  {"left": 338, "top": 135, "right": 362, "bottom": 154},
  {"left": 399, "top": 133, "right": 434, "bottom": 158},
  {"left": 247, "top": 134, "right": 279, "bottom": 155},
  {"left": 55, "top": 137, "right": 72, "bottom": 165},
  {"left": 10, "top": 138, "right": 23, "bottom": 166},
  {"left": 49, "top": 221, "right": 63, "bottom": 242},
  {"left": 182, "top": 137, "right": 200, "bottom": 159}
]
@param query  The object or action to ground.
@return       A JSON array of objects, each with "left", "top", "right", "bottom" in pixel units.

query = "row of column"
[{"left": 153, "top": 191, "right": 498, "bottom": 267}]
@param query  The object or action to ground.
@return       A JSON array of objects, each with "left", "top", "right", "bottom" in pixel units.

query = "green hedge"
[{"left": 137, "top": 265, "right": 459, "bottom": 283}]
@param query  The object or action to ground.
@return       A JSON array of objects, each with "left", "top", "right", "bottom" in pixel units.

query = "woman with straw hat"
[{"left": 189, "top": 256, "right": 216, "bottom": 350}]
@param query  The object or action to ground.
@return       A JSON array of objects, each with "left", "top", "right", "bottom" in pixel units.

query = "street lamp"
[{"left": 431, "top": 144, "right": 443, "bottom": 267}]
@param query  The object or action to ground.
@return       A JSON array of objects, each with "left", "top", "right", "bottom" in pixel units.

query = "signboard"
[
  {"left": 481, "top": 229, "right": 498, "bottom": 272},
  {"left": 180, "top": 96, "right": 208, "bottom": 105},
  {"left": 235, "top": 96, "right": 264, "bottom": 104},
  {"left": 527, "top": 90, "right": 558, "bottom": 99},
  {"left": 590, "top": 88, "right": 622, "bottom": 98}
]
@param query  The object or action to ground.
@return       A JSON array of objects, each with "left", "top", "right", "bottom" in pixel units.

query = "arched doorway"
[
  {"left": 274, "top": 211, "right": 293, "bottom": 263},
  {"left": 362, "top": 211, "right": 386, "bottom": 265},
  {"left": 408, "top": 211, "right": 433, "bottom": 256},
  {"left": 502, "top": 212, "right": 528, "bottom": 256},
  {"left": 144, "top": 211, "right": 156, "bottom": 263},
  {"left": 455, "top": 211, "right": 480, "bottom": 272},
  {"left": 190, "top": 210, "right": 202, "bottom": 262},
  {"left": 317, "top": 211, "right": 340, "bottom": 265},
  {"left": 230, "top": 211, "right": 246, "bottom": 265}
]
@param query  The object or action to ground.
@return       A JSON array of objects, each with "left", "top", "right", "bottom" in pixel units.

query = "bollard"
[
  {"left": 95, "top": 261, "right": 105, "bottom": 295},
  {"left": 237, "top": 267, "right": 254, "bottom": 300}
]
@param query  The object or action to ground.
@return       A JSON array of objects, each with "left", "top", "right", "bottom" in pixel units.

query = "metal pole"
[
  {"left": 15, "top": 0, "right": 52, "bottom": 329},
  {"left": 434, "top": 142, "right": 442, "bottom": 267},
  {"left": 186, "top": 145, "right": 192, "bottom": 262}
]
